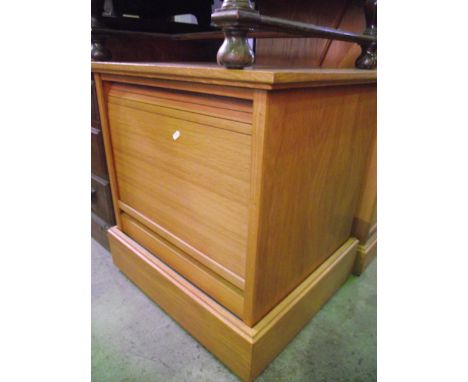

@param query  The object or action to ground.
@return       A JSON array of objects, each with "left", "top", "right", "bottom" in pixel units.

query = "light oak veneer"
[
  {"left": 109, "top": 227, "right": 358, "bottom": 382},
  {"left": 93, "top": 62, "right": 376, "bottom": 89},
  {"left": 92, "top": 62, "right": 376, "bottom": 381},
  {"left": 352, "top": 121, "right": 377, "bottom": 274}
]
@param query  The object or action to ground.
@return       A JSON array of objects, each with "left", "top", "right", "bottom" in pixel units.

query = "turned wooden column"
[
  {"left": 212, "top": 0, "right": 259, "bottom": 69},
  {"left": 355, "top": 0, "right": 377, "bottom": 69}
]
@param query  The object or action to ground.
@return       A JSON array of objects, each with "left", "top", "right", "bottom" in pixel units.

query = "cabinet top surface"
[{"left": 91, "top": 62, "right": 376, "bottom": 88}]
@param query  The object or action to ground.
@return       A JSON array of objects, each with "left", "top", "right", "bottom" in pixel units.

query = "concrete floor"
[{"left": 92, "top": 239, "right": 377, "bottom": 382}]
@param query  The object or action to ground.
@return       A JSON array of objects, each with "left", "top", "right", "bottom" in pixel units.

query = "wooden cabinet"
[
  {"left": 352, "top": 126, "right": 377, "bottom": 274},
  {"left": 92, "top": 62, "right": 376, "bottom": 381}
]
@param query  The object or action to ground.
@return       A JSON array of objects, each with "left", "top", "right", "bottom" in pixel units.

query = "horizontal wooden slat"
[
  {"left": 119, "top": 202, "right": 245, "bottom": 290},
  {"left": 109, "top": 102, "right": 251, "bottom": 202},
  {"left": 108, "top": 94, "right": 252, "bottom": 136},
  {"left": 121, "top": 213, "right": 244, "bottom": 317},
  {"left": 108, "top": 82, "right": 253, "bottom": 126},
  {"left": 101, "top": 74, "right": 255, "bottom": 100},
  {"left": 111, "top": 83, "right": 252, "bottom": 114}
]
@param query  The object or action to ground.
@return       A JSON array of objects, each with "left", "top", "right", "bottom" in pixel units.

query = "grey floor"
[{"left": 92, "top": 239, "right": 377, "bottom": 382}]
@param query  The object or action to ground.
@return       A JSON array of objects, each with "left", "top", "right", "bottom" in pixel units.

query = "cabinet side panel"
[
  {"left": 352, "top": 126, "right": 377, "bottom": 242},
  {"left": 249, "top": 84, "right": 376, "bottom": 323}
]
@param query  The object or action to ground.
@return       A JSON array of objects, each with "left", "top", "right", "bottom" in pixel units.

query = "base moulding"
[
  {"left": 353, "top": 231, "right": 377, "bottom": 276},
  {"left": 108, "top": 227, "right": 359, "bottom": 381}
]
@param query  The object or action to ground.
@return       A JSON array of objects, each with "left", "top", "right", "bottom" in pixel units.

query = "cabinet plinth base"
[
  {"left": 108, "top": 227, "right": 358, "bottom": 381},
  {"left": 353, "top": 231, "right": 377, "bottom": 276}
]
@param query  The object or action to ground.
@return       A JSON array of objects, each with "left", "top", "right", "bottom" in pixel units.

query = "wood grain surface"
[
  {"left": 108, "top": 226, "right": 358, "bottom": 382},
  {"left": 93, "top": 56, "right": 377, "bottom": 382},
  {"left": 255, "top": 0, "right": 365, "bottom": 69},
  {"left": 121, "top": 213, "right": 245, "bottom": 317},
  {"left": 249, "top": 238, "right": 358, "bottom": 380},
  {"left": 255, "top": 0, "right": 350, "bottom": 67},
  {"left": 244, "top": 84, "right": 376, "bottom": 324},
  {"left": 107, "top": 84, "right": 252, "bottom": 280},
  {"left": 101, "top": 74, "right": 255, "bottom": 100},
  {"left": 352, "top": 123, "right": 377, "bottom": 242},
  {"left": 108, "top": 227, "right": 254, "bottom": 381},
  {"left": 92, "top": 62, "right": 377, "bottom": 89},
  {"left": 321, "top": 0, "right": 366, "bottom": 68}
]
